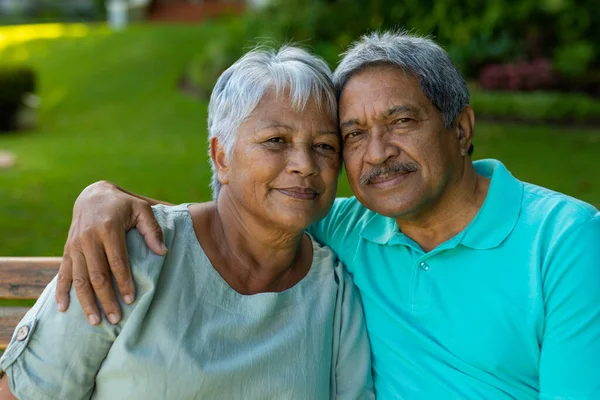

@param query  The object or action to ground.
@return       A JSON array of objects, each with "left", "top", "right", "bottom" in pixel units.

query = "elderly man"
[{"left": 39, "top": 31, "right": 600, "bottom": 398}]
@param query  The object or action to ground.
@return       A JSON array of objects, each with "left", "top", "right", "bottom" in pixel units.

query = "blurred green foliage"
[
  {"left": 245, "top": 0, "right": 599, "bottom": 81},
  {"left": 0, "top": 65, "right": 36, "bottom": 131},
  {"left": 471, "top": 87, "right": 600, "bottom": 124},
  {"left": 0, "top": 66, "right": 35, "bottom": 104},
  {"left": 0, "top": 0, "right": 104, "bottom": 25},
  {"left": 184, "top": 3, "right": 600, "bottom": 123}
]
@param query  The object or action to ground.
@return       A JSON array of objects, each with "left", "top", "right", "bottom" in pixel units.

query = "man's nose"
[{"left": 364, "top": 131, "right": 400, "bottom": 165}]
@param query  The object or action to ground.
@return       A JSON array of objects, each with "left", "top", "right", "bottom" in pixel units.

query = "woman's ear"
[
  {"left": 210, "top": 137, "right": 229, "bottom": 185},
  {"left": 455, "top": 105, "right": 475, "bottom": 156}
]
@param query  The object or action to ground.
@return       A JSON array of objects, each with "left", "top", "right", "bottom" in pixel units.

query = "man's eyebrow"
[
  {"left": 340, "top": 106, "right": 418, "bottom": 130},
  {"left": 387, "top": 105, "right": 418, "bottom": 116},
  {"left": 340, "top": 119, "right": 360, "bottom": 131}
]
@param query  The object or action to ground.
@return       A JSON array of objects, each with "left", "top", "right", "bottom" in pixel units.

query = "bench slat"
[
  {"left": 0, "top": 307, "right": 30, "bottom": 350},
  {"left": 0, "top": 257, "right": 61, "bottom": 300}
]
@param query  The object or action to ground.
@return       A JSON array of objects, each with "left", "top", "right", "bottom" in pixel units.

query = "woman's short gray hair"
[
  {"left": 207, "top": 45, "right": 337, "bottom": 199},
  {"left": 333, "top": 30, "right": 470, "bottom": 129}
]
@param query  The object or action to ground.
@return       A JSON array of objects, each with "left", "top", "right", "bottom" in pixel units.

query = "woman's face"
[{"left": 218, "top": 89, "right": 341, "bottom": 232}]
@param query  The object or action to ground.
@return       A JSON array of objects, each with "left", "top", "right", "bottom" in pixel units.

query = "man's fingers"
[
  {"left": 55, "top": 254, "right": 73, "bottom": 312},
  {"left": 134, "top": 204, "right": 167, "bottom": 255},
  {"left": 104, "top": 228, "right": 135, "bottom": 305},
  {"left": 71, "top": 251, "right": 102, "bottom": 326},
  {"left": 84, "top": 241, "right": 122, "bottom": 324}
]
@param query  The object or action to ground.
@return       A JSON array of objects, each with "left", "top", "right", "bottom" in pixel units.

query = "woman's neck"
[{"left": 189, "top": 198, "right": 312, "bottom": 295}]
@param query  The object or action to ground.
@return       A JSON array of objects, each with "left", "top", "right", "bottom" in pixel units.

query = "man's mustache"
[{"left": 359, "top": 161, "right": 419, "bottom": 185}]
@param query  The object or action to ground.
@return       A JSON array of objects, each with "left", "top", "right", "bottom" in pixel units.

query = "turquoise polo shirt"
[{"left": 310, "top": 159, "right": 600, "bottom": 399}]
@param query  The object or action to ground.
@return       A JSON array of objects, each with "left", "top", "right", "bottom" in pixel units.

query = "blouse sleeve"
[
  {"left": 330, "top": 262, "right": 375, "bottom": 399},
  {"left": 0, "top": 228, "right": 164, "bottom": 400}
]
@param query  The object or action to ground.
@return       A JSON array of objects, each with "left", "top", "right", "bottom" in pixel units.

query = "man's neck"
[
  {"left": 190, "top": 195, "right": 311, "bottom": 294},
  {"left": 396, "top": 163, "right": 490, "bottom": 252}
]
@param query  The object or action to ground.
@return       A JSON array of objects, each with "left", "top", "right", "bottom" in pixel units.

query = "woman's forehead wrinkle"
[
  {"left": 304, "top": 118, "right": 338, "bottom": 140},
  {"left": 251, "top": 112, "right": 337, "bottom": 142},
  {"left": 260, "top": 122, "right": 294, "bottom": 131}
]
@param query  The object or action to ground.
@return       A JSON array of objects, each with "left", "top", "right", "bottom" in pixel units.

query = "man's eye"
[
  {"left": 266, "top": 137, "right": 285, "bottom": 144},
  {"left": 343, "top": 131, "right": 363, "bottom": 141},
  {"left": 392, "top": 118, "right": 412, "bottom": 125}
]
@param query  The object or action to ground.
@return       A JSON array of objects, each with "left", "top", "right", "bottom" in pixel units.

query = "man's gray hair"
[
  {"left": 207, "top": 45, "right": 337, "bottom": 199},
  {"left": 333, "top": 30, "right": 470, "bottom": 129}
]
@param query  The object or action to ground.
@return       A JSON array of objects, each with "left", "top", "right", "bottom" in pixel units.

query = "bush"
[
  {"left": 0, "top": 66, "right": 37, "bottom": 132},
  {"left": 246, "top": 0, "right": 599, "bottom": 84},
  {"left": 0, "top": 0, "right": 104, "bottom": 24},
  {"left": 185, "top": 1, "right": 600, "bottom": 103},
  {"left": 470, "top": 86, "right": 600, "bottom": 124},
  {"left": 479, "top": 59, "right": 554, "bottom": 91},
  {"left": 184, "top": 19, "right": 250, "bottom": 99}
]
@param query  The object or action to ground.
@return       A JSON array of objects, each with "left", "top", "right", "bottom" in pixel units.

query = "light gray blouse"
[{"left": 0, "top": 204, "right": 374, "bottom": 399}]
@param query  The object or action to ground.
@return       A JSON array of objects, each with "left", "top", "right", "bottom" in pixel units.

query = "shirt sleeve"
[
  {"left": 0, "top": 229, "right": 162, "bottom": 400},
  {"left": 539, "top": 216, "right": 600, "bottom": 399},
  {"left": 330, "top": 263, "right": 375, "bottom": 399}
]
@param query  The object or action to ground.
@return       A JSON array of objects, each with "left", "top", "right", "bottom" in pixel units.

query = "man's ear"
[
  {"left": 455, "top": 105, "right": 475, "bottom": 156},
  {"left": 210, "top": 137, "right": 230, "bottom": 185}
]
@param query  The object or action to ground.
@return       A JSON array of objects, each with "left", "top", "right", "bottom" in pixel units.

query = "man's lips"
[
  {"left": 276, "top": 187, "right": 319, "bottom": 200},
  {"left": 367, "top": 171, "right": 413, "bottom": 189}
]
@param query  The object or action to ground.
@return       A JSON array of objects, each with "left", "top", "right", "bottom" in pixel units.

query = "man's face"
[{"left": 339, "top": 65, "right": 463, "bottom": 219}]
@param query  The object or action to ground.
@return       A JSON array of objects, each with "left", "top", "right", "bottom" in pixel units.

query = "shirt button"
[
  {"left": 16, "top": 325, "right": 30, "bottom": 341},
  {"left": 419, "top": 262, "right": 429, "bottom": 271}
]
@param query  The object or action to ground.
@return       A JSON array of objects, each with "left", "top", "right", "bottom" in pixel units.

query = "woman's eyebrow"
[
  {"left": 319, "top": 130, "right": 339, "bottom": 136},
  {"left": 259, "top": 123, "right": 294, "bottom": 131}
]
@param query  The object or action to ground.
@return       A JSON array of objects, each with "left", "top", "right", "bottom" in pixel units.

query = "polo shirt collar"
[
  {"left": 360, "top": 210, "right": 399, "bottom": 245},
  {"left": 359, "top": 159, "right": 523, "bottom": 250},
  {"left": 460, "top": 159, "right": 523, "bottom": 249}
]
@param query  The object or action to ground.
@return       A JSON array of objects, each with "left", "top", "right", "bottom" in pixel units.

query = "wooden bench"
[{"left": 0, "top": 257, "right": 61, "bottom": 351}]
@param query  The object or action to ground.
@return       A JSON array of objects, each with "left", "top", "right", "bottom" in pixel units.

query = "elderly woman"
[{"left": 0, "top": 46, "right": 373, "bottom": 399}]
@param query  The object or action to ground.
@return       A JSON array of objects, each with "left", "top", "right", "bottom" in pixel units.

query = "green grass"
[{"left": 0, "top": 22, "right": 599, "bottom": 257}]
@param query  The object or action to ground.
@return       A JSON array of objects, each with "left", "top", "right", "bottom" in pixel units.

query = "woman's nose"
[{"left": 287, "top": 145, "right": 319, "bottom": 177}]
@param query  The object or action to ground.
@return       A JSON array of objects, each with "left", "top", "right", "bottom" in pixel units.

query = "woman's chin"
[{"left": 267, "top": 208, "right": 322, "bottom": 232}]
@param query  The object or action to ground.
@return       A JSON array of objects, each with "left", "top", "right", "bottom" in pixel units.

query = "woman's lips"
[{"left": 276, "top": 187, "right": 319, "bottom": 200}]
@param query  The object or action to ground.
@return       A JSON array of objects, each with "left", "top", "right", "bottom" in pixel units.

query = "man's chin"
[{"left": 356, "top": 192, "right": 416, "bottom": 219}]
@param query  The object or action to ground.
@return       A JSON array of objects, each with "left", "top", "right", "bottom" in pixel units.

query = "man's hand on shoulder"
[
  {"left": 0, "top": 371, "right": 18, "bottom": 400},
  {"left": 56, "top": 180, "right": 168, "bottom": 325}
]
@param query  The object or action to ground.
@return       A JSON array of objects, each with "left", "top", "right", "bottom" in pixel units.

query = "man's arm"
[
  {"left": 0, "top": 373, "right": 18, "bottom": 400},
  {"left": 56, "top": 180, "right": 171, "bottom": 325},
  {"left": 539, "top": 216, "right": 600, "bottom": 398}
]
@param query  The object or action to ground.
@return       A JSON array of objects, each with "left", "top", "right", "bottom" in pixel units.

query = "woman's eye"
[
  {"left": 314, "top": 143, "right": 336, "bottom": 152},
  {"left": 266, "top": 137, "right": 285, "bottom": 144}
]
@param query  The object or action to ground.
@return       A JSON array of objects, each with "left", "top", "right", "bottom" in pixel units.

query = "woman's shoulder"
[
  {"left": 307, "top": 234, "right": 349, "bottom": 284},
  {"left": 150, "top": 203, "right": 194, "bottom": 233},
  {"left": 125, "top": 203, "right": 199, "bottom": 280}
]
